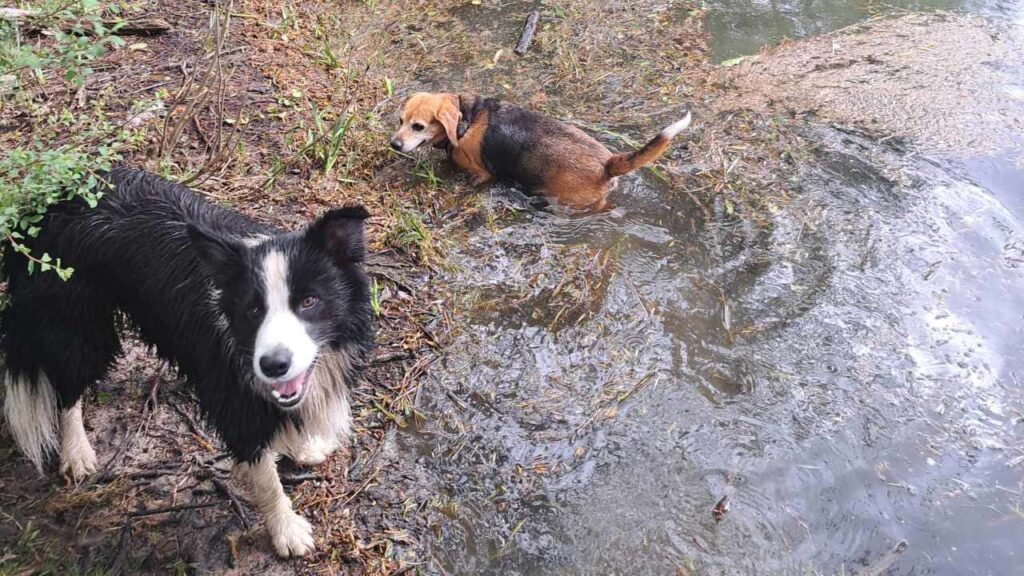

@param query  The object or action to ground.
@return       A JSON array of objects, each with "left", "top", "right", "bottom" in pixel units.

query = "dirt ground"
[{"left": 2, "top": 0, "right": 1014, "bottom": 574}]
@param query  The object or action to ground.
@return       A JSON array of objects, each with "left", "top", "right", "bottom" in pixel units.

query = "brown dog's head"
[{"left": 390, "top": 92, "right": 461, "bottom": 153}]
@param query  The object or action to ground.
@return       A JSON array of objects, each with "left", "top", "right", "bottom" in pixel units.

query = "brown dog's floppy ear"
[{"left": 438, "top": 95, "right": 462, "bottom": 147}]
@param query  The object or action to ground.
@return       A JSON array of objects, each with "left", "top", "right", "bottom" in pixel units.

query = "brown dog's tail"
[{"left": 605, "top": 112, "right": 692, "bottom": 178}]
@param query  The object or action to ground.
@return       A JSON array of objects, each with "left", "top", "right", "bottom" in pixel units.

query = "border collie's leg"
[
  {"left": 238, "top": 452, "right": 315, "bottom": 557},
  {"left": 59, "top": 400, "right": 98, "bottom": 481},
  {"left": 2, "top": 277, "right": 118, "bottom": 478}
]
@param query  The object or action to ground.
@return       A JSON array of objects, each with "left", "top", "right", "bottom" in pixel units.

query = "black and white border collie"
[{"left": 0, "top": 168, "right": 373, "bottom": 557}]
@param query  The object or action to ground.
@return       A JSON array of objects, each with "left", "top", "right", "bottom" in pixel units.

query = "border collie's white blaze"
[
  {"left": 254, "top": 250, "right": 318, "bottom": 408},
  {"left": 2, "top": 371, "right": 58, "bottom": 472},
  {"left": 60, "top": 400, "right": 98, "bottom": 480}
]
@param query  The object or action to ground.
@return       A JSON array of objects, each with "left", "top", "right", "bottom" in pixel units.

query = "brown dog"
[{"left": 391, "top": 92, "right": 691, "bottom": 210}]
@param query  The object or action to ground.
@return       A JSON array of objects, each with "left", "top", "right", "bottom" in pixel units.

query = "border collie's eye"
[
  {"left": 411, "top": 122, "right": 425, "bottom": 132},
  {"left": 300, "top": 295, "right": 319, "bottom": 310},
  {"left": 247, "top": 304, "right": 261, "bottom": 317}
]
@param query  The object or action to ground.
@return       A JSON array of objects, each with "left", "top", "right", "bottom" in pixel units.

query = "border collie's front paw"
[
  {"left": 269, "top": 511, "right": 315, "bottom": 558},
  {"left": 60, "top": 443, "right": 98, "bottom": 482}
]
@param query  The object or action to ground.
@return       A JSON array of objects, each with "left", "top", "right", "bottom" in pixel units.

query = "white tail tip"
[{"left": 660, "top": 111, "right": 693, "bottom": 139}]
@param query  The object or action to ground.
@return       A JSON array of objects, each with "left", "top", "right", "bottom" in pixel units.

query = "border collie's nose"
[
  {"left": 259, "top": 349, "right": 292, "bottom": 379},
  {"left": 389, "top": 139, "right": 403, "bottom": 151}
]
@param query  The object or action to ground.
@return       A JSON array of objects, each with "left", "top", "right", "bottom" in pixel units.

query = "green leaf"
[{"left": 15, "top": 52, "right": 44, "bottom": 70}]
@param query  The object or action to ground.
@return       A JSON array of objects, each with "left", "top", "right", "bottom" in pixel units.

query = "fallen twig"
[
  {"left": 280, "top": 472, "right": 323, "bottom": 485},
  {"left": 213, "top": 478, "right": 252, "bottom": 530},
  {"left": 128, "top": 501, "right": 218, "bottom": 518},
  {"left": 712, "top": 495, "right": 730, "bottom": 523},
  {"left": 167, "top": 397, "right": 217, "bottom": 452},
  {"left": 859, "top": 540, "right": 909, "bottom": 576},
  {"left": 372, "top": 349, "right": 412, "bottom": 365},
  {"left": 514, "top": 10, "right": 540, "bottom": 56}
]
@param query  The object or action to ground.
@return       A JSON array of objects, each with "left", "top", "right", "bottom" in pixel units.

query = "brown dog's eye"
[{"left": 412, "top": 122, "right": 425, "bottom": 132}]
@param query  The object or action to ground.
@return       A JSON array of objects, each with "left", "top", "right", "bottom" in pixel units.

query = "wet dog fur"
[
  {"left": 0, "top": 168, "right": 373, "bottom": 558},
  {"left": 391, "top": 92, "right": 692, "bottom": 210}
]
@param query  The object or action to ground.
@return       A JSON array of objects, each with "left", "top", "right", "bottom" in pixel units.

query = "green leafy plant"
[
  {"left": 317, "top": 38, "right": 342, "bottom": 70},
  {"left": 384, "top": 207, "right": 446, "bottom": 267},
  {"left": 369, "top": 278, "right": 382, "bottom": 316},
  {"left": 301, "top": 102, "right": 354, "bottom": 175},
  {"left": 1, "top": 0, "right": 126, "bottom": 88},
  {"left": 1, "top": 1, "right": 145, "bottom": 286},
  {"left": 413, "top": 159, "right": 443, "bottom": 189},
  {"left": 0, "top": 113, "right": 144, "bottom": 280}
]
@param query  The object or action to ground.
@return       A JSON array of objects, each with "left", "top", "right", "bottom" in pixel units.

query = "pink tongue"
[{"left": 273, "top": 374, "right": 305, "bottom": 397}]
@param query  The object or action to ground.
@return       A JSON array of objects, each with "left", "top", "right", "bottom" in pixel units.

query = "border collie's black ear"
[
  {"left": 307, "top": 206, "right": 370, "bottom": 265},
  {"left": 187, "top": 223, "right": 246, "bottom": 284}
]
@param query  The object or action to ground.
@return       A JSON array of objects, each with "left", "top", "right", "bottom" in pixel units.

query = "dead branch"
[
  {"left": 167, "top": 396, "right": 216, "bottom": 451},
  {"left": 371, "top": 349, "right": 412, "bottom": 365},
  {"left": 280, "top": 472, "right": 323, "bottom": 485},
  {"left": 514, "top": 10, "right": 540, "bottom": 56},
  {"left": 160, "top": 0, "right": 245, "bottom": 182},
  {"left": 128, "top": 501, "right": 218, "bottom": 518},
  {"left": 213, "top": 478, "right": 252, "bottom": 530}
]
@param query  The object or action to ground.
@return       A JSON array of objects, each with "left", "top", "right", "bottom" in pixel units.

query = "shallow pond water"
[
  {"left": 705, "top": 0, "right": 1024, "bottom": 61},
  {"left": 400, "top": 2, "right": 1024, "bottom": 575}
]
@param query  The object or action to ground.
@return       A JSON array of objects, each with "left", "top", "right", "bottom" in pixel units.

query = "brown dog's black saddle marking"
[{"left": 456, "top": 94, "right": 483, "bottom": 140}]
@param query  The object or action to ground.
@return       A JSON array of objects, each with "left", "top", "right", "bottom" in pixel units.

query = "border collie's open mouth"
[{"left": 269, "top": 364, "right": 315, "bottom": 408}]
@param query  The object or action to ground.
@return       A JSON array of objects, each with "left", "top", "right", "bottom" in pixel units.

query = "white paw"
[
  {"left": 268, "top": 510, "right": 315, "bottom": 558},
  {"left": 60, "top": 443, "right": 98, "bottom": 482}
]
